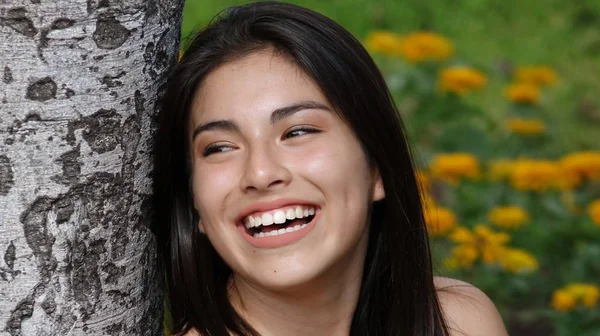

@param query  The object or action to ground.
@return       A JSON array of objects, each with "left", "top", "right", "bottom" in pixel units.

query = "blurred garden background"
[{"left": 179, "top": 1, "right": 600, "bottom": 335}]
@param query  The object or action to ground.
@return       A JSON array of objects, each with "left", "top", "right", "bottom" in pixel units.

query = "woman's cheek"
[{"left": 195, "top": 163, "right": 238, "bottom": 207}]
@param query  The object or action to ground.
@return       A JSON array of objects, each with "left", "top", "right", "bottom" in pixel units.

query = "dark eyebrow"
[
  {"left": 192, "top": 119, "right": 239, "bottom": 141},
  {"left": 191, "top": 100, "right": 331, "bottom": 141},
  {"left": 270, "top": 100, "right": 331, "bottom": 124}
]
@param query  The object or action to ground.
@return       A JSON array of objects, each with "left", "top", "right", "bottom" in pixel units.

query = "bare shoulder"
[{"left": 434, "top": 276, "right": 508, "bottom": 336}]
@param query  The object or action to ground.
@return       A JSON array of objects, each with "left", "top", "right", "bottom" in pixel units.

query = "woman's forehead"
[{"left": 189, "top": 50, "right": 329, "bottom": 127}]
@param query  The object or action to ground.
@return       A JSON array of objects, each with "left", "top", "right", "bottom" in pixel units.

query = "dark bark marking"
[
  {"left": 24, "top": 113, "right": 41, "bottom": 122},
  {"left": 103, "top": 322, "right": 123, "bottom": 335},
  {"left": 93, "top": 16, "right": 130, "bottom": 50},
  {"left": 110, "top": 225, "right": 129, "bottom": 260},
  {"left": 134, "top": 90, "right": 146, "bottom": 117},
  {"left": 105, "top": 290, "right": 129, "bottom": 307},
  {"left": 25, "top": 77, "right": 57, "bottom": 101},
  {"left": 4, "top": 241, "right": 16, "bottom": 269},
  {"left": 55, "top": 197, "right": 75, "bottom": 224},
  {"left": 101, "top": 262, "right": 125, "bottom": 285},
  {"left": 100, "top": 71, "right": 126, "bottom": 88},
  {"left": 71, "top": 237, "right": 102, "bottom": 320},
  {"left": 82, "top": 109, "right": 122, "bottom": 154},
  {"left": 4, "top": 296, "right": 34, "bottom": 336},
  {"left": 0, "top": 155, "right": 15, "bottom": 196},
  {"left": 52, "top": 144, "right": 81, "bottom": 186},
  {"left": 3, "top": 66, "right": 13, "bottom": 84},
  {"left": 143, "top": 30, "right": 172, "bottom": 80},
  {"left": 65, "top": 88, "right": 75, "bottom": 98},
  {"left": 20, "top": 196, "right": 54, "bottom": 258},
  {"left": 146, "top": 0, "right": 158, "bottom": 20},
  {"left": 0, "top": 8, "right": 37, "bottom": 37},
  {"left": 41, "top": 290, "right": 56, "bottom": 315},
  {"left": 51, "top": 18, "right": 75, "bottom": 30},
  {"left": 31, "top": 0, "right": 41, "bottom": 3},
  {"left": 86, "top": 0, "right": 110, "bottom": 14}
]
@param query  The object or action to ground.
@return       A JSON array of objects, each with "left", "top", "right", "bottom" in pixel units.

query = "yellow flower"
[
  {"left": 439, "top": 66, "right": 488, "bottom": 95},
  {"left": 587, "top": 199, "right": 600, "bottom": 226},
  {"left": 449, "top": 226, "right": 475, "bottom": 245},
  {"left": 505, "top": 83, "right": 541, "bottom": 105},
  {"left": 473, "top": 225, "right": 510, "bottom": 263},
  {"left": 364, "top": 31, "right": 404, "bottom": 56},
  {"left": 565, "top": 283, "right": 600, "bottom": 308},
  {"left": 510, "top": 159, "right": 561, "bottom": 192},
  {"left": 488, "top": 206, "right": 530, "bottom": 229},
  {"left": 397, "top": 32, "right": 454, "bottom": 63},
  {"left": 515, "top": 66, "right": 558, "bottom": 87},
  {"left": 497, "top": 248, "right": 538, "bottom": 273},
  {"left": 556, "top": 164, "right": 583, "bottom": 191},
  {"left": 446, "top": 225, "right": 510, "bottom": 268},
  {"left": 551, "top": 289, "right": 577, "bottom": 312},
  {"left": 560, "top": 151, "right": 600, "bottom": 181},
  {"left": 430, "top": 153, "right": 480, "bottom": 184},
  {"left": 445, "top": 245, "right": 478, "bottom": 269},
  {"left": 423, "top": 206, "right": 457, "bottom": 236},
  {"left": 487, "top": 159, "right": 514, "bottom": 181},
  {"left": 551, "top": 283, "right": 600, "bottom": 312},
  {"left": 504, "top": 118, "right": 545, "bottom": 136}
]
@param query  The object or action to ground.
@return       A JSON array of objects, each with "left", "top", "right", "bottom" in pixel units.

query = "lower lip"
[{"left": 238, "top": 211, "right": 320, "bottom": 248}]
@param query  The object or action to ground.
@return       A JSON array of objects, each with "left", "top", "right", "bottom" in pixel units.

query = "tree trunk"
[{"left": 0, "top": 1, "right": 183, "bottom": 335}]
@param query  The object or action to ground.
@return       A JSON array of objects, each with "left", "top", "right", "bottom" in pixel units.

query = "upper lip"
[{"left": 236, "top": 198, "right": 319, "bottom": 224}]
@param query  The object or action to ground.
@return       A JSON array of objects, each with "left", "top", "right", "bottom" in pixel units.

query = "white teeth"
[
  {"left": 273, "top": 210, "right": 286, "bottom": 224},
  {"left": 261, "top": 213, "right": 273, "bottom": 226},
  {"left": 245, "top": 206, "right": 317, "bottom": 229},
  {"left": 252, "top": 223, "right": 309, "bottom": 238}
]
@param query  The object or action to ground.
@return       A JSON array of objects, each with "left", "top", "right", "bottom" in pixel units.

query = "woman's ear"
[
  {"left": 194, "top": 208, "right": 206, "bottom": 233},
  {"left": 198, "top": 218, "right": 206, "bottom": 234},
  {"left": 372, "top": 170, "right": 385, "bottom": 201}
]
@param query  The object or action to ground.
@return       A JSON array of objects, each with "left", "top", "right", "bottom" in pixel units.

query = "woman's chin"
[{"left": 235, "top": 267, "right": 325, "bottom": 294}]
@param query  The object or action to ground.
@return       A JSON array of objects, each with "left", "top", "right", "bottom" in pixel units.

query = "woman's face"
[{"left": 189, "top": 49, "right": 384, "bottom": 290}]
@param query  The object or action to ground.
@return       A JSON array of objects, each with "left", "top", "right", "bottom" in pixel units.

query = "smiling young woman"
[{"left": 152, "top": 2, "right": 508, "bottom": 336}]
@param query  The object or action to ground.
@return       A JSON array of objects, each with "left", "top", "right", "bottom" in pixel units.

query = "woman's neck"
[{"left": 229, "top": 237, "right": 368, "bottom": 336}]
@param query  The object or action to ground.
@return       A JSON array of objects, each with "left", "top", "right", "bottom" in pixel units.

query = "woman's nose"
[{"left": 239, "top": 145, "right": 292, "bottom": 193}]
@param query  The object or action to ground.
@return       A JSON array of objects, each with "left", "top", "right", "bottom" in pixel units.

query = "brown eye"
[
  {"left": 202, "top": 143, "right": 235, "bottom": 157},
  {"left": 282, "top": 126, "right": 320, "bottom": 140}
]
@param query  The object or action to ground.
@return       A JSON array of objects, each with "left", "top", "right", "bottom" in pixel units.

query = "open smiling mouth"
[{"left": 243, "top": 206, "right": 317, "bottom": 238}]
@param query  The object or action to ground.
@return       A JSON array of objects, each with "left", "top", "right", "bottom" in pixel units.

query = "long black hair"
[{"left": 153, "top": 2, "right": 449, "bottom": 335}]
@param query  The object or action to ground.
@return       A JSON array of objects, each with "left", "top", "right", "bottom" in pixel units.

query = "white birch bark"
[{"left": 0, "top": 0, "right": 184, "bottom": 335}]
